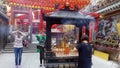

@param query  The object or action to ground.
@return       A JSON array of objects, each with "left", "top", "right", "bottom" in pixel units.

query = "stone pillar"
[{"left": 29, "top": 8, "right": 32, "bottom": 43}]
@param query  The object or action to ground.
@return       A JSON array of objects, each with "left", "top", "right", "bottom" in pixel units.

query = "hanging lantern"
[
  {"left": 38, "top": 6, "right": 40, "bottom": 9},
  {"left": 16, "top": 3, "right": 19, "bottom": 6},
  {"left": 32, "top": 5, "right": 34, "bottom": 8},
  {"left": 13, "top": 2, "right": 16, "bottom": 6},
  {"left": 9, "top": 2, "right": 13, "bottom": 5},
  {"left": 25, "top": 5, "right": 28, "bottom": 7},
  {"left": 19, "top": 4, "right": 22, "bottom": 6}
]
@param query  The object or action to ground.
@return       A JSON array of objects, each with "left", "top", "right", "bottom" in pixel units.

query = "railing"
[{"left": 90, "top": 0, "right": 120, "bottom": 12}]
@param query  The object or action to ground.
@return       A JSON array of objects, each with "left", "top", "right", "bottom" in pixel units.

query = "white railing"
[{"left": 96, "top": 1, "right": 120, "bottom": 13}]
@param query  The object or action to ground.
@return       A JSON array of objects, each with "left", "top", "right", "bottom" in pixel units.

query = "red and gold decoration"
[{"left": 8, "top": 0, "right": 90, "bottom": 11}]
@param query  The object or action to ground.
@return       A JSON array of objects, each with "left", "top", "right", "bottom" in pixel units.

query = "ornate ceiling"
[{"left": 8, "top": 0, "right": 90, "bottom": 11}]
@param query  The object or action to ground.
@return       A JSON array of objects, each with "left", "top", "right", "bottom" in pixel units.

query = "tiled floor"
[{"left": 0, "top": 53, "right": 118, "bottom": 68}]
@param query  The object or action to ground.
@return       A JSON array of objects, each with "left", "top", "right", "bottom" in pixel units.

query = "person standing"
[
  {"left": 36, "top": 32, "right": 46, "bottom": 67},
  {"left": 12, "top": 31, "right": 26, "bottom": 68},
  {"left": 76, "top": 35, "right": 92, "bottom": 68}
]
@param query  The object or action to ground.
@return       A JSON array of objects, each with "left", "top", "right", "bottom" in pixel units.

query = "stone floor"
[{"left": 0, "top": 53, "right": 118, "bottom": 68}]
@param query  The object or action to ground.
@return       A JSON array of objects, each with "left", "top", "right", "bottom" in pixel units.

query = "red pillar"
[
  {"left": 82, "top": 26, "right": 86, "bottom": 35},
  {"left": 10, "top": 6, "right": 15, "bottom": 31},
  {"left": 11, "top": 6, "right": 14, "bottom": 25},
  {"left": 29, "top": 8, "right": 32, "bottom": 25},
  {"left": 87, "top": 12, "right": 99, "bottom": 33},
  {"left": 95, "top": 17, "right": 99, "bottom": 33},
  {"left": 29, "top": 8, "right": 33, "bottom": 43},
  {"left": 89, "top": 22, "right": 93, "bottom": 42}
]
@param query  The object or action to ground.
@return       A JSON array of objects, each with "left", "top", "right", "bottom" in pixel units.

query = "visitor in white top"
[{"left": 11, "top": 30, "right": 26, "bottom": 68}]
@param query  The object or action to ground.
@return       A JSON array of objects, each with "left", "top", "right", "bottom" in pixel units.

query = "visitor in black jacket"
[{"left": 76, "top": 35, "right": 92, "bottom": 68}]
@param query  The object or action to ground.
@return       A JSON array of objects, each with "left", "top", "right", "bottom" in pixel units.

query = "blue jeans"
[{"left": 14, "top": 48, "right": 23, "bottom": 65}]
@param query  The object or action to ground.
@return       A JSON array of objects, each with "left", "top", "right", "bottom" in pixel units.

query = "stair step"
[
  {"left": 3, "top": 34, "right": 38, "bottom": 53},
  {"left": 4, "top": 43, "right": 37, "bottom": 53},
  {"left": 3, "top": 50, "right": 37, "bottom": 53}
]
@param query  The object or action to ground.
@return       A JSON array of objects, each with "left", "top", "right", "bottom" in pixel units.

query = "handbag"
[
  {"left": 37, "top": 45, "right": 44, "bottom": 52},
  {"left": 37, "top": 45, "right": 42, "bottom": 49},
  {"left": 23, "top": 40, "right": 28, "bottom": 47}
]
